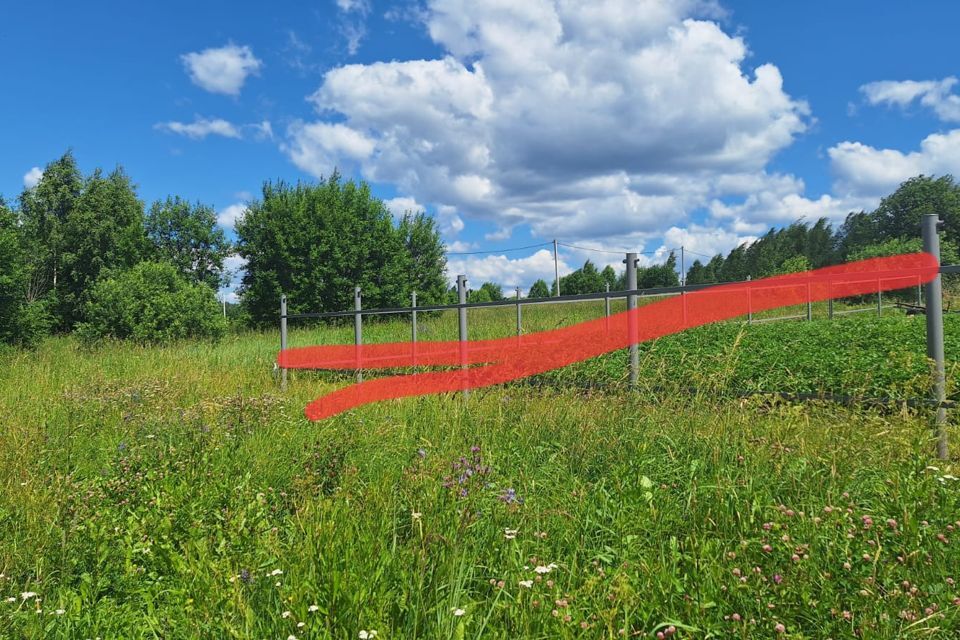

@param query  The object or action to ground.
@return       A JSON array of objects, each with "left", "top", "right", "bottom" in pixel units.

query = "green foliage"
[
  {"left": 527, "top": 278, "right": 550, "bottom": 298},
  {"left": 2, "top": 318, "right": 959, "bottom": 638},
  {"left": 874, "top": 175, "right": 960, "bottom": 246},
  {"left": 398, "top": 211, "right": 448, "bottom": 305},
  {"left": 848, "top": 236, "right": 960, "bottom": 265},
  {"left": 558, "top": 260, "right": 611, "bottom": 295},
  {"left": 145, "top": 196, "right": 230, "bottom": 289},
  {"left": 236, "top": 175, "right": 439, "bottom": 325},
  {"left": 0, "top": 200, "right": 51, "bottom": 347},
  {"left": 76, "top": 262, "right": 226, "bottom": 344},
  {"left": 774, "top": 254, "right": 810, "bottom": 275},
  {"left": 59, "top": 167, "right": 149, "bottom": 328},
  {"left": 468, "top": 281, "right": 504, "bottom": 303},
  {"left": 16, "top": 150, "right": 83, "bottom": 306}
]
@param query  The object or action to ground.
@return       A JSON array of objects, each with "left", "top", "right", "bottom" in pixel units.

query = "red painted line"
[{"left": 278, "top": 253, "right": 938, "bottom": 420}]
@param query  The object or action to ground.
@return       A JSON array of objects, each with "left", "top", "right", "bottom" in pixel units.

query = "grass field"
[{"left": 2, "top": 304, "right": 960, "bottom": 638}]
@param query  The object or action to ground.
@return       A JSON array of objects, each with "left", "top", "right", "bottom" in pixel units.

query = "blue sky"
[{"left": 2, "top": 0, "right": 958, "bottom": 298}]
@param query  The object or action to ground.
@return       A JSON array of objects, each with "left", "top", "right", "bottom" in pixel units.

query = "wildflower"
[
  {"left": 497, "top": 580, "right": 505, "bottom": 589},
  {"left": 288, "top": 636, "right": 297, "bottom": 640},
  {"left": 417, "top": 448, "right": 427, "bottom": 458},
  {"left": 358, "top": 631, "right": 378, "bottom": 639},
  {"left": 282, "top": 611, "right": 292, "bottom": 618},
  {"left": 519, "top": 580, "right": 533, "bottom": 588},
  {"left": 297, "top": 622, "right": 305, "bottom": 629},
  {"left": 762, "top": 544, "right": 773, "bottom": 553},
  {"left": 275, "top": 581, "right": 282, "bottom": 587},
  {"left": 504, "top": 528, "right": 518, "bottom": 540},
  {"left": 774, "top": 623, "right": 786, "bottom": 633},
  {"left": 862, "top": 553, "right": 871, "bottom": 561},
  {"left": 499, "top": 488, "right": 523, "bottom": 504},
  {"left": 773, "top": 574, "right": 783, "bottom": 584},
  {"left": 412, "top": 511, "right": 422, "bottom": 521},
  {"left": 271, "top": 569, "right": 283, "bottom": 576},
  {"left": 309, "top": 604, "right": 320, "bottom": 612},
  {"left": 731, "top": 613, "right": 741, "bottom": 622},
  {"left": 534, "top": 563, "right": 558, "bottom": 574},
  {"left": 887, "top": 518, "right": 898, "bottom": 529},
  {"left": 21, "top": 592, "right": 38, "bottom": 600},
  {"left": 55, "top": 609, "right": 65, "bottom": 615},
  {"left": 452, "top": 608, "right": 465, "bottom": 616},
  {"left": 763, "top": 522, "right": 773, "bottom": 531},
  {"left": 5, "top": 597, "right": 15, "bottom": 603}
]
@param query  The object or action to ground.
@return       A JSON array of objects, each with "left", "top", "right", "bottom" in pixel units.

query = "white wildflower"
[
  {"left": 282, "top": 610, "right": 292, "bottom": 618},
  {"left": 271, "top": 569, "right": 284, "bottom": 576},
  {"left": 275, "top": 581, "right": 281, "bottom": 587},
  {"left": 287, "top": 635, "right": 297, "bottom": 640},
  {"left": 6, "top": 597, "right": 16, "bottom": 603},
  {"left": 504, "top": 528, "right": 518, "bottom": 540},
  {"left": 452, "top": 607, "right": 465, "bottom": 616},
  {"left": 519, "top": 580, "right": 534, "bottom": 588},
  {"left": 55, "top": 609, "right": 65, "bottom": 615},
  {"left": 297, "top": 622, "right": 305, "bottom": 628},
  {"left": 534, "top": 563, "right": 558, "bottom": 574},
  {"left": 21, "top": 592, "right": 38, "bottom": 600},
  {"left": 309, "top": 604, "right": 320, "bottom": 612},
  {"left": 411, "top": 511, "right": 422, "bottom": 521}
]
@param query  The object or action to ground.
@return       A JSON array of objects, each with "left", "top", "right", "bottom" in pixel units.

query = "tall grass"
[{"left": 1, "top": 311, "right": 958, "bottom": 638}]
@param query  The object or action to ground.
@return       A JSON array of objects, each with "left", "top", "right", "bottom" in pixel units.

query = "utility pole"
[
  {"left": 553, "top": 239, "right": 560, "bottom": 296},
  {"left": 680, "top": 245, "right": 685, "bottom": 287},
  {"left": 624, "top": 252, "right": 639, "bottom": 388}
]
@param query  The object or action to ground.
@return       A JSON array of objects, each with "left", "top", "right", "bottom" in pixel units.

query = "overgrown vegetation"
[
  {"left": 1, "top": 315, "right": 958, "bottom": 638},
  {"left": 76, "top": 262, "right": 226, "bottom": 344}
]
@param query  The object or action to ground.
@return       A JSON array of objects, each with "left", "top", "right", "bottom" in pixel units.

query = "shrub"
[{"left": 77, "top": 261, "right": 226, "bottom": 343}]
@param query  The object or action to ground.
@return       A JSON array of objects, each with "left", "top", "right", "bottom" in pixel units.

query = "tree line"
[
  {"left": 0, "top": 152, "right": 448, "bottom": 345},
  {"left": 548, "top": 175, "right": 960, "bottom": 297},
  {"left": 1, "top": 149, "right": 958, "bottom": 347}
]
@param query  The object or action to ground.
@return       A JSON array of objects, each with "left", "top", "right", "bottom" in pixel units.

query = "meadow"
[{"left": 1, "top": 300, "right": 960, "bottom": 638}]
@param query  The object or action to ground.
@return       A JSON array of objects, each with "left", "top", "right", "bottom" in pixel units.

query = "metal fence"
[{"left": 279, "top": 214, "right": 953, "bottom": 458}]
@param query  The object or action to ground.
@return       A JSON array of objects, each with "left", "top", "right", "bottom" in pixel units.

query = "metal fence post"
[
  {"left": 624, "top": 253, "right": 639, "bottom": 389},
  {"left": 354, "top": 286, "right": 363, "bottom": 383},
  {"left": 747, "top": 275, "right": 753, "bottom": 325},
  {"left": 604, "top": 283, "right": 611, "bottom": 334},
  {"left": 878, "top": 286, "right": 883, "bottom": 317},
  {"left": 922, "top": 214, "right": 948, "bottom": 459},
  {"left": 515, "top": 287, "right": 522, "bottom": 336},
  {"left": 806, "top": 282, "right": 812, "bottom": 321},
  {"left": 828, "top": 296, "right": 834, "bottom": 320},
  {"left": 411, "top": 290, "right": 418, "bottom": 365},
  {"left": 280, "top": 295, "right": 288, "bottom": 390},
  {"left": 457, "top": 275, "right": 469, "bottom": 397}
]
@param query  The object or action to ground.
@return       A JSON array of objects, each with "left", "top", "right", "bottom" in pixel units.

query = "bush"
[{"left": 77, "top": 262, "right": 226, "bottom": 344}]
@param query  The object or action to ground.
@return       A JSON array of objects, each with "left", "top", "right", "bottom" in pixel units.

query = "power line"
[
  {"left": 684, "top": 248, "right": 719, "bottom": 259},
  {"left": 446, "top": 241, "right": 552, "bottom": 256},
  {"left": 558, "top": 241, "right": 677, "bottom": 256}
]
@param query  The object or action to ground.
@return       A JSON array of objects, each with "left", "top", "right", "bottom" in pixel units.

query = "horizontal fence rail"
[
  {"left": 279, "top": 230, "right": 955, "bottom": 459},
  {"left": 281, "top": 266, "right": 956, "bottom": 322}
]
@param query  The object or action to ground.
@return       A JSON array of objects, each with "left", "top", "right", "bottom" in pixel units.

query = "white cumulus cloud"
[
  {"left": 860, "top": 77, "right": 960, "bottom": 122},
  {"left": 284, "top": 0, "right": 810, "bottom": 249},
  {"left": 384, "top": 196, "right": 425, "bottom": 218},
  {"left": 180, "top": 44, "right": 263, "bottom": 96},
  {"left": 155, "top": 117, "right": 242, "bottom": 140},
  {"left": 829, "top": 129, "right": 960, "bottom": 198},
  {"left": 217, "top": 203, "right": 248, "bottom": 229},
  {"left": 447, "top": 249, "right": 571, "bottom": 289},
  {"left": 23, "top": 166, "right": 43, "bottom": 188}
]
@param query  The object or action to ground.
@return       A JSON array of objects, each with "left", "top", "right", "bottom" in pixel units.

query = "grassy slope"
[{"left": 1, "top": 312, "right": 959, "bottom": 638}]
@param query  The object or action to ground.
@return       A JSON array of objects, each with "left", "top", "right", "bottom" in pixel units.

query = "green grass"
[{"left": 1, "top": 309, "right": 960, "bottom": 638}]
